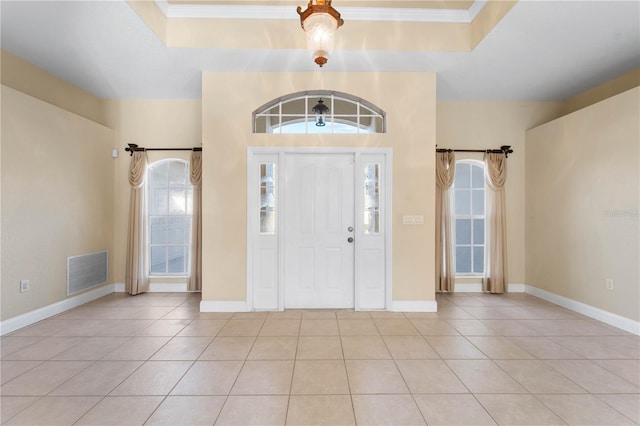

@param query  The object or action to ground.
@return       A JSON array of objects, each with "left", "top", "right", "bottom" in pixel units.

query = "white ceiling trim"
[{"left": 154, "top": 0, "right": 487, "bottom": 23}]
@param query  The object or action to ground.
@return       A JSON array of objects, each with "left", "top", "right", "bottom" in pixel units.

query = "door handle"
[{"left": 347, "top": 237, "right": 354, "bottom": 243}]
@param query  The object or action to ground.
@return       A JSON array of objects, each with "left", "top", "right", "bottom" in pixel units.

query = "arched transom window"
[{"left": 253, "top": 91, "right": 386, "bottom": 134}]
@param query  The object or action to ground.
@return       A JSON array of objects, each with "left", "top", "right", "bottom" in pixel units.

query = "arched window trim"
[
  {"left": 146, "top": 158, "right": 193, "bottom": 277},
  {"left": 253, "top": 90, "right": 386, "bottom": 134}
]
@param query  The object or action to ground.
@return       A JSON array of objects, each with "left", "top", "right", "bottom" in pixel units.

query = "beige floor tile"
[
  {"left": 495, "top": 360, "right": 586, "bottom": 393},
  {"left": 352, "top": 394, "right": 426, "bottom": 425},
  {"left": 597, "top": 394, "right": 640, "bottom": 424},
  {"left": 446, "top": 319, "right": 498, "bottom": 336},
  {"left": 50, "top": 360, "right": 142, "bottom": 396},
  {"left": 231, "top": 312, "right": 269, "bottom": 320},
  {"left": 286, "top": 395, "right": 355, "bottom": 425},
  {"left": 231, "top": 360, "right": 294, "bottom": 395},
  {"left": 410, "top": 319, "right": 460, "bottom": 335},
  {"left": 480, "top": 320, "right": 541, "bottom": 336},
  {"left": 545, "top": 359, "right": 640, "bottom": 393},
  {"left": 291, "top": 360, "right": 350, "bottom": 394},
  {"left": 338, "top": 319, "right": 379, "bottom": 335},
  {"left": 109, "top": 360, "right": 192, "bottom": 395},
  {"left": 405, "top": 306, "right": 474, "bottom": 320},
  {"left": 50, "top": 319, "right": 109, "bottom": 337},
  {"left": 467, "top": 336, "right": 535, "bottom": 359},
  {"left": 267, "top": 310, "right": 303, "bottom": 319},
  {"left": 92, "top": 319, "right": 156, "bottom": 337},
  {"left": 52, "top": 337, "right": 128, "bottom": 360},
  {"left": 414, "top": 394, "right": 497, "bottom": 425},
  {"left": 3, "top": 396, "right": 100, "bottom": 426},
  {"left": 248, "top": 336, "right": 297, "bottom": 360},
  {"left": 593, "top": 359, "right": 640, "bottom": 386},
  {"left": 296, "top": 336, "right": 343, "bottom": 359},
  {"left": 597, "top": 336, "right": 640, "bottom": 358},
  {"left": 445, "top": 360, "right": 527, "bottom": 393},
  {"left": 150, "top": 336, "right": 212, "bottom": 360},
  {"left": 75, "top": 396, "right": 163, "bottom": 425},
  {"left": 0, "top": 361, "right": 42, "bottom": 385},
  {"left": 301, "top": 311, "right": 337, "bottom": 319},
  {"left": 464, "top": 307, "right": 535, "bottom": 320},
  {"left": 215, "top": 395, "right": 288, "bottom": 425},
  {"left": 551, "top": 336, "right": 630, "bottom": 359},
  {"left": 176, "top": 319, "right": 227, "bottom": 337},
  {"left": 163, "top": 307, "right": 233, "bottom": 320},
  {"left": 0, "top": 397, "right": 38, "bottom": 423},
  {"left": 145, "top": 395, "right": 226, "bottom": 426},
  {"left": 101, "top": 336, "right": 172, "bottom": 360},
  {"left": 136, "top": 319, "right": 191, "bottom": 336},
  {"left": 341, "top": 335, "right": 391, "bottom": 359},
  {"left": 0, "top": 337, "right": 41, "bottom": 358},
  {"left": 506, "top": 336, "right": 583, "bottom": 359},
  {"left": 335, "top": 311, "right": 371, "bottom": 319},
  {"left": 475, "top": 394, "right": 565, "bottom": 425},
  {"left": 369, "top": 311, "right": 407, "bottom": 318},
  {"left": 538, "top": 394, "right": 636, "bottom": 425},
  {"left": 218, "top": 320, "right": 264, "bottom": 336},
  {"left": 199, "top": 336, "right": 255, "bottom": 360},
  {"left": 259, "top": 319, "right": 301, "bottom": 336},
  {"left": 396, "top": 359, "right": 468, "bottom": 393},
  {"left": 373, "top": 318, "right": 420, "bottom": 335},
  {"left": 383, "top": 335, "right": 440, "bottom": 359},
  {"left": 9, "top": 320, "right": 68, "bottom": 337},
  {"left": 3, "top": 337, "right": 85, "bottom": 361},
  {"left": 345, "top": 360, "right": 408, "bottom": 394},
  {"left": 425, "top": 336, "right": 487, "bottom": 359},
  {"left": 300, "top": 319, "right": 339, "bottom": 336},
  {"left": 130, "top": 307, "right": 177, "bottom": 320},
  {"left": 171, "top": 361, "right": 243, "bottom": 395},
  {"left": 1, "top": 360, "right": 91, "bottom": 396}
]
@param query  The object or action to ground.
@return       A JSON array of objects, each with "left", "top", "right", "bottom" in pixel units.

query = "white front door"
[{"left": 284, "top": 154, "right": 355, "bottom": 308}]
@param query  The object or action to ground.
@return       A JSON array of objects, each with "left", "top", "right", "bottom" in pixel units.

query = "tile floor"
[{"left": 1, "top": 292, "right": 638, "bottom": 425}]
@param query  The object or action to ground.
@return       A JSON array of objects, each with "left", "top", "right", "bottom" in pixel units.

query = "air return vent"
[{"left": 67, "top": 250, "right": 108, "bottom": 296}]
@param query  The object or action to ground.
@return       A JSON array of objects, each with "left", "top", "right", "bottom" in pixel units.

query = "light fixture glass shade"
[
  {"left": 297, "top": 0, "right": 344, "bottom": 67},
  {"left": 304, "top": 13, "right": 338, "bottom": 67}
]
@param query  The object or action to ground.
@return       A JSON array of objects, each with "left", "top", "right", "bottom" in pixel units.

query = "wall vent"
[{"left": 67, "top": 250, "right": 108, "bottom": 296}]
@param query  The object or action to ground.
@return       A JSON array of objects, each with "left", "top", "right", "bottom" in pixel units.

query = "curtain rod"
[
  {"left": 125, "top": 143, "right": 202, "bottom": 156},
  {"left": 436, "top": 145, "right": 513, "bottom": 158}
]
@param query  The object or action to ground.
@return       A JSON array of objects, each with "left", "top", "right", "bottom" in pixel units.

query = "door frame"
[{"left": 247, "top": 147, "right": 393, "bottom": 311}]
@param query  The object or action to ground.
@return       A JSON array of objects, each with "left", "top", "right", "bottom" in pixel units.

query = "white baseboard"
[
  {"left": 200, "top": 300, "right": 249, "bottom": 312},
  {"left": 391, "top": 300, "right": 438, "bottom": 312},
  {"left": 113, "top": 283, "right": 189, "bottom": 293},
  {"left": 454, "top": 283, "right": 483, "bottom": 292},
  {"left": 0, "top": 284, "right": 116, "bottom": 336},
  {"left": 525, "top": 285, "right": 640, "bottom": 336},
  {"left": 454, "top": 282, "right": 526, "bottom": 293}
]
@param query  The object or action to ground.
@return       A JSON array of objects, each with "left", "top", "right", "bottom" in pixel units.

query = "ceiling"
[{"left": 1, "top": 0, "right": 638, "bottom": 101}]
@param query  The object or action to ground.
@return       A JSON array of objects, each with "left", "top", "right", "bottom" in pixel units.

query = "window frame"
[
  {"left": 452, "top": 160, "right": 486, "bottom": 276},
  {"left": 252, "top": 90, "right": 386, "bottom": 134},
  {"left": 146, "top": 159, "right": 193, "bottom": 277}
]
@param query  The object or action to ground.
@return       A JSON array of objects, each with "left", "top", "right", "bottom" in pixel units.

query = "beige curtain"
[
  {"left": 435, "top": 152, "right": 456, "bottom": 292},
  {"left": 188, "top": 151, "right": 202, "bottom": 292},
  {"left": 483, "top": 152, "right": 508, "bottom": 293},
  {"left": 125, "top": 151, "right": 149, "bottom": 295}
]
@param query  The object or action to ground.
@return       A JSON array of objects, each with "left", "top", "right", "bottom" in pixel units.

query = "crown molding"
[{"left": 155, "top": 0, "right": 487, "bottom": 23}]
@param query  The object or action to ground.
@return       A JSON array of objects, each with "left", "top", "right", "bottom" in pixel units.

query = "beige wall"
[
  {"left": 525, "top": 88, "right": 640, "bottom": 321},
  {"left": 1, "top": 50, "right": 109, "bottom": 126},
  {"left": 106, "top": 99, "right": 202, "bottom": 284},
  {"left": 436, "top": 101, "right": 562, "bottom": 286},
  {"left": 202, "top": 72, "right": 437, "bottom": 303},
  {"left": 1, "top": 85, "right": 115, "bottom": 320}
]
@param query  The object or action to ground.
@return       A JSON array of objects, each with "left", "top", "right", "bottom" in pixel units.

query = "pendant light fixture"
[
  {"left": 297, "top": 0, "right": 344, "bottom": 67},
  {"left": 312, "top": 99, "right": 329, "bottom": 126}
]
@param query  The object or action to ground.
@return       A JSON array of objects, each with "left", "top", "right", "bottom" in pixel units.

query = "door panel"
[{"left": 285, "top": 154, "right": 355, "bottom": 308}]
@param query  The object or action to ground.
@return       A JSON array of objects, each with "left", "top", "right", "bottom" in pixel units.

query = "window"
[
  {"left": 147, "top": 160, "right": 192, "bottom": 275},
  {"left": 253, "top": 91, "right": 385, "bottom": 134},
  {"left": 453, "top": 161, "right": 485, "bottom": 275}
]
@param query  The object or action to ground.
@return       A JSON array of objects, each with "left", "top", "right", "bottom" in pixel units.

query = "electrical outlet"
[
  {"left": 605, "top": 278, "right": 615, "bottom": 291},
  {"left": 20, "top": 280, "right": 30, "bottom": 292}
]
